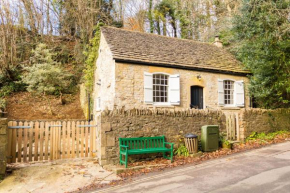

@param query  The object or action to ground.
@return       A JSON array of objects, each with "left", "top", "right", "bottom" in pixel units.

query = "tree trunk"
[
  {"left": 148, "top": 0, "right": 154, "bottom": 33},
  {"left": 162, "top": 18, "right": 167, "bottom": 36}
]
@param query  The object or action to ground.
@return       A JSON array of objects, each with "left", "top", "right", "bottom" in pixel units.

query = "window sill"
[
  {"left": 221, "top": 106, "right": 242, "bottom": 110},
  {"left": 148, "top": 104, "right": 175, "bottom": 108}
]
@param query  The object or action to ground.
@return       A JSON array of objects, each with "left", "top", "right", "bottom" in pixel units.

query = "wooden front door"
[{"left": 190, "top": 86, "right": 203, "bottom": 109}]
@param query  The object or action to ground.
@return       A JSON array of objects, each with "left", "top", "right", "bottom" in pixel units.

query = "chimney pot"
[
  {"left": 215, "top": 35, "right": 220, "bottom": 41},
  {"left": 214, "top": 35, "right": 223, "bottom": 48}
]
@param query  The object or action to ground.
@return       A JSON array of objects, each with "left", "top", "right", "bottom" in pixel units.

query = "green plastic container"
[{"left": 201, "top": 125, "right": 219, "bottom": 152}]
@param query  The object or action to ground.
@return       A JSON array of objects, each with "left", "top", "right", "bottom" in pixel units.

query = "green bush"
[
  {"left": 0, "top": 68, "right": 25, "bottom": 97},
  {"left": 0, "top": 85, "right": 14, "bottom": 97},
  {"left": 22, "top": 43, "right": 72, "bottom": 95},
  {"left": 231, "top": 0, "right": 290, "bottom": 108},
  {"left": 174, "top": 145, "right": 189, "bottom": 157},
  {"left": 246, "top": 131, "right": 289, "bottom": 142},
  {"left": 0, "top": 98, "right": 7, "bottom": 112},
  {"left": 54, "top": 44, "right": 74, "bottom": 64}
]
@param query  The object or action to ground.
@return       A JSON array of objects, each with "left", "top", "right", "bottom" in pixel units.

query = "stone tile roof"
[{"left": 101, "top": 27, "right": 249, "bottom": 75}]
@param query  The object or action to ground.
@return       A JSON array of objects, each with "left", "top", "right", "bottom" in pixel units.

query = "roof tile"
[{"left": 101, "top": 27, "right": 249, "bottom": 74}]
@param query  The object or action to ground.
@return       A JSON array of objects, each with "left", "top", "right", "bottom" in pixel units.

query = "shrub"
[
  {"left": 174, "top": 145, "right": 189, "bottom": 157},
  {"left": 0, "top": 68, "right": 25, "bottom": 97},
  {"left": 246, "top": 131, "right": 289, "bottom": 142},
  {"left": 22, "top": 43, "right": 72, "bottom": 95},
  {"left": 0, "top": 98, "right": 7, "bottom": 112}
]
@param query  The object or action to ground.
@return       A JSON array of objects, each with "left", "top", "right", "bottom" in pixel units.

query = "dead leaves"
[
  {"left": 117, "top": 133, "right": 290, "bottom": 179},
  {"left": 73, "top": 133, "right": 290, "bottom": 193}
]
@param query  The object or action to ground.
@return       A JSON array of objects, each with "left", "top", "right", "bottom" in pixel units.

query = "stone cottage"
[{"left": 93, "top": 27, "right": 250, "bottom": 113}]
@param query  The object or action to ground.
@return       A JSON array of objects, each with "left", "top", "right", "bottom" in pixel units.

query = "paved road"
[{"left": 95, "top": 141, "right": 290, "bottom": 193}]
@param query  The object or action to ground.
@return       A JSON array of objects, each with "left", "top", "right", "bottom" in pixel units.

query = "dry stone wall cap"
[{"left": 185, "top": 133, "right": 198, "bottom": 138}]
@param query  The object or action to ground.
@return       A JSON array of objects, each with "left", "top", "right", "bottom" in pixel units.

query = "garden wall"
[
  {"left": 0, "top": 118, "right": 7, "bottom": 179},
  {"left": 239, "top": 108, "right": 290, "bottom": 138},
  {"left": 96, "top": 108, "right": 226, "bottom": 165}
]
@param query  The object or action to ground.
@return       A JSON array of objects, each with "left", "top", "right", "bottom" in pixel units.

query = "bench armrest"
[
  {"left": 120, "top": 145, "right": 128, "bottom": 151},
  {"left": 164, "top": 142, "right": 174, "bottom": 148}
]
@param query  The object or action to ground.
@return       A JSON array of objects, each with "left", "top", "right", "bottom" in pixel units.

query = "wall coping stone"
[{"left": 101, "top": 108, "right": 224, "bottom": 117}]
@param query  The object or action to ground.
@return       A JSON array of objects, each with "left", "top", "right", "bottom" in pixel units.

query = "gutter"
[{"left": 114, "top": 58, "right": 250, "bottom": 77}]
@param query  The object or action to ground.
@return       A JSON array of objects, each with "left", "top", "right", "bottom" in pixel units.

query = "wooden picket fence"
[{"left": 6, "top": 120, "right": 97, "bottom": 163}]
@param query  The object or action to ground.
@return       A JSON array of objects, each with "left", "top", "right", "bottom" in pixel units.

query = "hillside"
[{"left": 6, "top": 92, "right": 85, "bottom": 120}]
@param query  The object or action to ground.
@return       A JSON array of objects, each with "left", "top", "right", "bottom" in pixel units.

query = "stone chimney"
[{"left": 214, "top": 35, "right": 223, "bottom": 48}]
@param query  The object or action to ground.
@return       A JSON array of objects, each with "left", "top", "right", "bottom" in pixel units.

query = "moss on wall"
[{"left": 240, "top": 109, "right": 290, "bottom": 138}]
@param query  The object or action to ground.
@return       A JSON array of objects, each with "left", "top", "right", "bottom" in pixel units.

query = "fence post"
[
  {"left": 7, "top": 121, "right": 12, "bottom": 164},
  {"left": 0, "top": 118, "right": 8, "bottom": 179}
]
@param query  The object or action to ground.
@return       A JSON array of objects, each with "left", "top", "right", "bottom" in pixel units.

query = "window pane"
[
  {"left": 156, "top": 78, "right": 160, "bottom": 84},
  {"left": 153, "top": 74, "right": 169, "bottom": 103},
  {"left": 224, "top": 80, "right": 234, "bottom": 105}
]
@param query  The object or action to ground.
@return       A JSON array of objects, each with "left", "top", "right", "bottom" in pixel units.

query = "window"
[
  {"left": 144, "top": 72, "right": 180, "bottom": 105},
  {"left": 218, "top": 79, "right": 245, "bottom": 107},
  {"left": 224, "top": 80, "right": 234, "bottom": 105},
  {"left": 96, "top": 97, "right": 101, "bottom": 110},
  {"left": 153, "top": 74, "right": 168, "bottom": 103}
]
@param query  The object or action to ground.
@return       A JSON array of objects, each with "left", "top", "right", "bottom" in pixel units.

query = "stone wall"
[
  {"left": 239, "top": 108, "right": 290, "bottom": 138},
  {"left": 97, "top": 108, "right": 226, "bottom": 165},
  {"left": 0, "top": 118, "right": 7, "bottom": 179},
  {"left": 93, "top": 33, "right": 116, "bottom": 112},
  {"left": 96, "top": 108, "right": 290, "bottom": 165}
]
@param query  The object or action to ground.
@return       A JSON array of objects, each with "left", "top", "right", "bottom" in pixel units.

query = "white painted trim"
[
  {"left": 153, "top": 102, "right": 173, "bottom": 107},
  {"left": 220, "top": 79, "right": 237, "bottom": 107},
  {"left": 152, "top": 72, "right": 171, "bottom": 76}
]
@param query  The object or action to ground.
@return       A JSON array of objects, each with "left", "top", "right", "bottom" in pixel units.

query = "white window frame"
[
  {"left": 153, "top": 72, "right": 170, "bottom": 105},
  {"left": 218, "top": 78, "right": 245, "bottom": 108},
  {"left": 223, "top": 80, "right": 235, "bottom": 106},
  {"left": 144, "top": 72, "right": 180, "bottom": 106}
]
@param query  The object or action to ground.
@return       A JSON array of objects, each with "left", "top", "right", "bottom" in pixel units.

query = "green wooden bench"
[{"left": 119, "top": 136, "right": 174, "bottom": 168}]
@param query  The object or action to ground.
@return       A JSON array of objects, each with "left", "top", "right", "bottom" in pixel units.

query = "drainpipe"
[{"left": 88, "top": 91, "right": 91, "bottom": 122}]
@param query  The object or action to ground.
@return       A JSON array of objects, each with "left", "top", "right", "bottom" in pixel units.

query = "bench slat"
[
  {"left": 119, "top": 136, "right": 167, "bottom": 150},
  {"left": 128, "top": 148, "right": 171, "bottom": 155},
  {"left": 119, "top": 136, "right": 173, "bottom": 168}
]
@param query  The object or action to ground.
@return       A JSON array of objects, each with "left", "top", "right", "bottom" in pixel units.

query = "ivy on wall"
[{"left": 83, "top": 23, "right": 104, "bottom": 92}]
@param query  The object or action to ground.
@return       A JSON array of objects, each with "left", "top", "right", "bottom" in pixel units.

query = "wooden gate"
[
  {"left": 6, "top": 120, "right": 96, "bottom": 163},
  {"left": 225, "top": 113, "right": 240, "bottom": 141}
]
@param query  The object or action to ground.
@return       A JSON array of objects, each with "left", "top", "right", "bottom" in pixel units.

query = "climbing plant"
[{"left": 83, "top": 23, "right": 104, "bottom": 92}]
